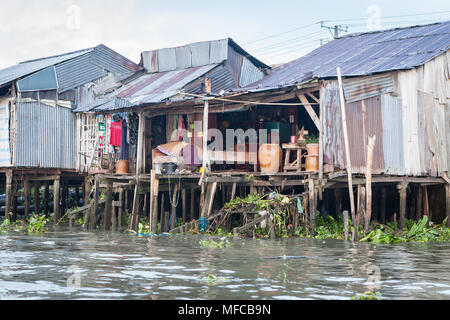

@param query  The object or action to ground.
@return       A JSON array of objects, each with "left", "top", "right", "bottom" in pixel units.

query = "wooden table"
[{"left": 282, "top": 143, "right": 307, "bottom": 172}]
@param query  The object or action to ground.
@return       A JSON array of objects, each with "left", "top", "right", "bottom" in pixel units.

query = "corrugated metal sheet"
[
  {"left": 381, "top": 94, "right": 404, "bottom": 175},
  {"left": 322, "top": 81, "right": 386, "bottom": 174},
  {"left": 188, "top": 64, "right": 236, "bottom": 95},
  {"left": 0, "top": 97, "right": 11, "bottom": 167},
  {"left": 55, "top": 54, "right": 104, "bottom": 93},
  {"left": 140, "top": 38, "right": 268, "bottom": 74},
  {"left": 0, "top": 48, "right": 93, "bottom": 88},
  {"left": 238, "top": 20, "right": 450, "bottom": 92},
  {"left": 77, "top": 64, "right": 219, "bottom": 112},
  {"left": 15, "top": 102, "right": 76, "bottom": 169},
  {"left": 343, "top": 74, "right": 394, "bottom": 103},
  {"left": 239, "top": 56, "right": 265, "bottom": 87},
  {"left": 16, "top": 66, "right": 58, "bottom": 92}
]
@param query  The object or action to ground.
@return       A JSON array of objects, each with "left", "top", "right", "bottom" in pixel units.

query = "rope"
[{"left": 168, "top": 174, "right": 181, "bottom": 208}]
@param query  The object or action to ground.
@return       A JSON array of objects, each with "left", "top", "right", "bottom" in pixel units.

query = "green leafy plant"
[
  {"left": 199, "top": 237, "right": 232, "bottom": 248},
  {"left": 351, "top": 291, "right": 382, "bottom": 300},
  {"left": 27, "top": 214, "right": 49, "bottom": 233}
]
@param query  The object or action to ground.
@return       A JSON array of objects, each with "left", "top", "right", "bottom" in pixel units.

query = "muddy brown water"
[{"left": 0, "top": 227, "right": 449, "bottom": 300}]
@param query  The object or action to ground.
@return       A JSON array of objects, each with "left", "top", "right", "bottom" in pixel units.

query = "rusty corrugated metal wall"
[{"left": 15, "top": 101, "right": 76, "bottom": 169}]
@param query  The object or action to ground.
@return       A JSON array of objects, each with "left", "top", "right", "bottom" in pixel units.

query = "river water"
[{"left": 0, "top": 227, "right": 449, "bottom": 300}]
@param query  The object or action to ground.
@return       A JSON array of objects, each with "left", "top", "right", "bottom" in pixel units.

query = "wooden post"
[
  {"left": 170, "top": 183, "right": 179, "bottom": 230},
  {"left": 318, "top": 89, "right": 324, "bottom": 200},
  {"left": 60, "top": 182, "right": 67, "bottom": 218},
  {"left": 131, "top": 182, "right": 141, "bottom": 232},
  {"left": 160, "top": 192, "right": 166, "bottom": 233},
  {"left": 33, "top": 181, "right": 40, "bottom": 215},
  {"left": 445, "top": 182, "right": 450, "bottom": 227},
  {"left": 343, "top": 210, "right": 349, "bottom": 241},
  {"left": 43, "top": 181, "right": 49, "bottom": 216},
  {"left": 104, "top": 179, "right": 113, "bottom": 231},
  {"left": 231, "top": 182, "right": 237, "bottom": 200},
  {"left": 12, "top": 191, "right": 17, "bottom": 221},
  {"left": 190, "top": 188, "right": 195, "bottom": 221},
  {"left": 75, "top": 187, "right": 80, "bottom": 206},
  {"left": 53, "top": 178, "right": 60, "bottom": 224},
  {"left": 84, "top": 175, "right": 90, "bottom": 206},
  {"left": 308, "top": 178, "right": 315, "bottom": 235},
  {"left": 423, "top": 185, "right": 429, "bottom": 218},
  {"left": 364, "top": 135, "right": 376, "bottom": 233},
  {"left": 182, "top": 188, "right": 187, "bottom": 223},
  {"left": 206, "top": 181, "right": 218, "bottom": 218},
  {"left": 416, "top": 185, "right": 423, "bottom": 221},
  {"left": 151, "top": 174, "right": 159, "bottom": 234},
  {"left": 5, "top": 172, "right": 12, "bottom": 220},
  {"left": 88, "top": 177, "right": 99, "bottom": 230},
  {"left": 163, "top": 211, "right": 170, "bottom": 233},
  {"left": 334, "top": 188, "right": 342, "bottom": 217},
  {"left": 24, "top": 179, "right": 30, "bottom": 218},
  {"left": 201, "top": 78, "right": 211, "bottom": 175},
  {"left": 380, "top": 187, "right": 387, "bottom": 224},
  {"left": 337, "top": 67, "right": 357, "bottom": 241},
  {"left": 356, "top": 185, "right": 365, "bottom": 228},
  {"left": 398, "top": 179, "right": 407, "bottom": 230},
  {"left": 118, "top": 188, "right": 124, "bottom": 230}
]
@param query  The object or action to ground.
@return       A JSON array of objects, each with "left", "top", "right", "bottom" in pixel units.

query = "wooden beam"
[
  {"left": 297, "top": 93, "right": 320, "bottom": 130},
  {"left": 337, "top": 67, "right": 357, "bottom": 241}
]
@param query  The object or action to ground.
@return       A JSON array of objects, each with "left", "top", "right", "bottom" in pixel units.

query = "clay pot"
[
  {"left": 305, "top": 155, "right": 319, "bottom": 172},
  {"left": 116, "top": 160, "right": 129, "bottom": 174},
  {"left": 258, "top": 144, "right": 282, "bottom": 173},
  {"left": 306, "top": 143, "right": 319, "bottom": 156}
]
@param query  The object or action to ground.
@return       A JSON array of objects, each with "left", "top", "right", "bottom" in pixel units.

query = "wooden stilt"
[
  {"left": 5, "top": 172, "right": 12, "bottom": 220},
  {"left": 160, "top": 192, "right": 166, "bottom": 232},
  {"left": 445, "top": 182, "right": 450, "bottom": 227},
  {"left": 60, "top": 182, "right": 66, "bottom": 218},
  {"left": 170, "top": 183, "right": 179, "bottom": 230},
  {"left": 33, "top": 181, "right": 40, "bottom": 215},
  {"left": 88, "top": 177, "right": 99, "bottom": 230},
  {"left": 334, "top": 188, "right": 342, "bottom": 217},
  {"left": 53, "top": 178, "right": 60, "bottom": 224},
  {"left": 398, "top": 179, "right": 407, "bottom": 230},
  {"left": 182, "top": 188, "right": 187, "bottom": 223},
  {"left": 308, "top": 178, "right": 315, "bottom": 235},
  {"left": 356, "top": 184, "right": 362, "bottom": 227},
  {"left": 164, "top": 210, "right": 170, "bottom": 233},
  {"left": 43, "top": 181, "right": 49, "bottom": 216},
  {"left": 24, "top": 179, "right": 30, "bottom": 218},
  {"left": 364, "top": 135, "right": 375, "bottom": 232},
  {"left": 190, "top": 188, "right": 195, "bottom": 221},
  {"left": 118, "top": 188, "right": 124, "bottom": 230},
  {"left": 104, "top": 180, "right": 113, "bottom": 231},
  {"left": 131, "top": 182, "right": 141, "bottom": 232},
  {"left": 206, "top": 181, "right": 217, "bottom": 218},
  {"left": 343, "top": 210, "right": 349, "bottom": 241},
  {"left": 84, "top": 176, "right": 90, "bottom": 206},
  {"left": 151, "top": 175, "right": 159, "bottom": 234},
  {"left": 423, "top": 185, "right": 429, "bottom": 219},
  {"left": 380, "top": 187, "right": 387, "bottom": 224},
  {"left": 75, "top": 187, "right": 80, "bottom": 206},
  {"left": 12, "top": 190, "right": 17, "bottom": 221},
  {"left": 231, "top": 183, "right": 237, "bottom": 200},
  {"left": 416, "top": 185, "right": 423, "bottom": 221}
]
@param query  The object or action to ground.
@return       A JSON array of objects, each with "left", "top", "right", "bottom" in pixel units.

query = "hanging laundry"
[
  {"left": 119, "top": 121, "right": 129, "bottom": 160},
  {"left": 110, "top": 119, "right": 123, "bottom": 147},
  {"left": 177, "top": 114, "right": 186, "bottom": 141}
]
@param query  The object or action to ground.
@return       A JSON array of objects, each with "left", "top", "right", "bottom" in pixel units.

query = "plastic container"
[{"left": 258, "top": 144, "right": 282, "bottom": 173}]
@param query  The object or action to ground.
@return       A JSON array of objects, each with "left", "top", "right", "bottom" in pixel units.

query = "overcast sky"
[{"left": 0, "top": 0, "right": 449, "bottom": 69}]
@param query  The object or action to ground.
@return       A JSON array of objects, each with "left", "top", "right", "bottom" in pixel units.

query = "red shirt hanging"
[{"left": 110, "top": 120, "right": 123, "bottom": 147}]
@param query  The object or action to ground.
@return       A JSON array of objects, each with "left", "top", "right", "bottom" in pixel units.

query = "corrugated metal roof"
[
  {"left": 240, "top": 20, "right": 450, "bottom": 92},
  {"left": 0, "top": 48, "right": 93, "bottom": 88},
  {"left": 0, "top": 44, "right": 142, "bottom": 93},
  {"left": 75, "top": 64, "right": 219, "bottom": 112}
]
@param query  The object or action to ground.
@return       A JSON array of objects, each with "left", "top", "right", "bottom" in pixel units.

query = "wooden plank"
[
  {"left": 297, "top": 94, "right": 320, "bottom": 130},
  {"left": 337, "top": 67, "right": 357, "bottom": 241}
]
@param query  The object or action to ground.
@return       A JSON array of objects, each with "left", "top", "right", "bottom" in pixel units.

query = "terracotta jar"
[
  {"left": 116, "top": 160, "right": 129, "bottom": 174},
  {"left": 306, "top": 143, "right": 319, "bottom": 156},
  {"left": 305, "top": 155, "right": 319, "bottom": 172},
  {"left": 258, "top": 144, "right": 282, "bottom": 173}
]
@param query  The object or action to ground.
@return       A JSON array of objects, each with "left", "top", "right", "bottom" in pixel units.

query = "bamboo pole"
[
  {"left": 337, "top": 67, "right": 357, "bottom": 241},
  {"left": 364, "top": 135, "right": 376, "bottom": 233}
]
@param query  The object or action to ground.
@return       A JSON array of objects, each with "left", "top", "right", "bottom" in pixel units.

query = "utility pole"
[{"left": 320, "top": 21, "right": 348, "bottom": 39}]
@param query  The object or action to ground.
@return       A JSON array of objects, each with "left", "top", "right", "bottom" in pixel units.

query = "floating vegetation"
[
  {"left": 0, "top": 214, "right": 50, "bottom": 233},
  {"left": 361, "top": 216, "right": 449, "bottom": 243},
  {"left": 206, "top": 274, "right": 230, "bottom": 286},
  {"left": 351, "top": 291, "right": 382, "bottom": 300},
  {"left": 199, "top": 237, "right": 232, "bottom": 248}
]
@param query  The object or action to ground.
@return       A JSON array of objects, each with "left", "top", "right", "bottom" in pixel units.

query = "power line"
[{"left": 243, "top": 22, "right": 319, "bottom": 46}]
